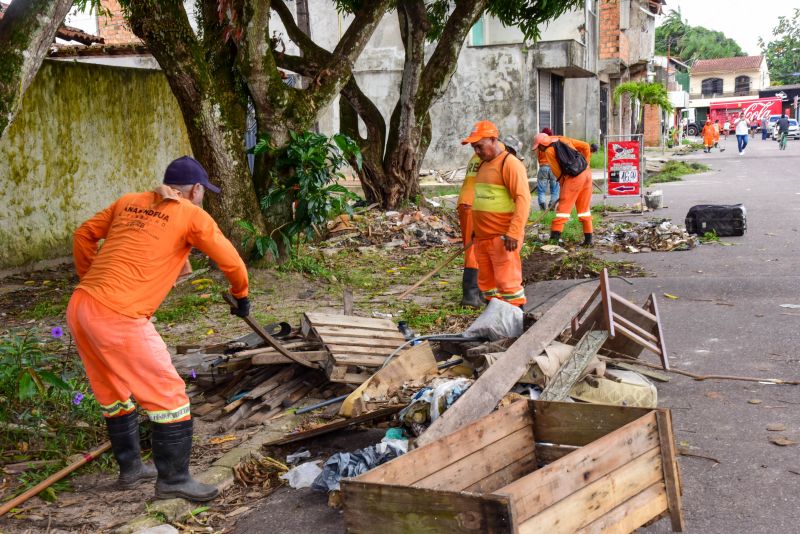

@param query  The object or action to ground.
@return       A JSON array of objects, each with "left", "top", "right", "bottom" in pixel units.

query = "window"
[
  {"left": 735, "top": 76, "right": 750, "bottom": 96},
  {"left": 701, "top": 78, "right": 723, "bottom": 97}
]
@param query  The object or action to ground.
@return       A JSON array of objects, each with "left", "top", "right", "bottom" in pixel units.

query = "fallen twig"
[
  {"left": 599, "top": 356, "right": 800, "bottom": 385},
  {"left": 677, "top": 447, "right": 720, "bottom": 464}
]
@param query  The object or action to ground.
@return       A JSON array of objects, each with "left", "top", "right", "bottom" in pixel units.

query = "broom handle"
[{"left": 0, "top": 441, "right": 111, "bottom": 517}]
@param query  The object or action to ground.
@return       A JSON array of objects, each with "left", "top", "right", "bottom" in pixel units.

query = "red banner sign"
[{"left": 607, "top": 140, "right": 641, "bottom": 197}]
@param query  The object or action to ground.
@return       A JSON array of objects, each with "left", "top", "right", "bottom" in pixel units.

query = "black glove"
[{"left": 230, "top": 296, "right": 250, "bottom": 318}]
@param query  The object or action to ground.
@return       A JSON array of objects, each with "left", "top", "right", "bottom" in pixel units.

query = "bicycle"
[{"left": 779, "top": 131, "right": 788, "bottom": 151}]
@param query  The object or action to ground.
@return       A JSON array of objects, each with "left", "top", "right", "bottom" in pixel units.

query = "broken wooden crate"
[
  {"left": 342, "top": 400, "right": 683, "bottom": 534},
  {"left": 301, "top": 312, "right": 407, "bottom": 384}
]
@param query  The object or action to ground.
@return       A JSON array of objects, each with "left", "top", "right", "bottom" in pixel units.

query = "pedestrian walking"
[
  {"left": 761, "top": 117, "right": 769, "bottom": 140},
  {"left": 66, "top": 156, "right": 250, "bottom": 502},
  {"left": 723, "top": 119, "right": 730, "bottom": 140},
  {"left": 713, "top": 119, "right": 721, "bottom": 148},
  {"left": 536, "top": 127, "right": 560, "bottom": 211},
  {"left": 461, "top": 120, "right": 530, "bottom": 307},
  {"left": 702, "top": 119, "right": 715, "bottom": 153},
  {"left": 532, "top": 132, "right": 594, "bottom": 247},
  {"left": 734, "top": 112, "right": 749, "bottom": 154}
]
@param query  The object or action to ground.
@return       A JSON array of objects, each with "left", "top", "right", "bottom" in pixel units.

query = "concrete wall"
[
  {"left": 690, "top": 68, "right": 767, "bottom": 97},
  {"left": 0, "top": 60, "right": 192, "bottom": 268}
]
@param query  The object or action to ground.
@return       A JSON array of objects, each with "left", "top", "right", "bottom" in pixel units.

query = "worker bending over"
[
  {"left": 461, "top": 121, "right": 530, "bottom": 307},
  {"left": 67, "top": 156, "right": 250, "bottom": 502},
  {"left": 532, "top": 133, "right": 594, "bottom": 246}
]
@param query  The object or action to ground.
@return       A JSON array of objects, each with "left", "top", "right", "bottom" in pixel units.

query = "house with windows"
[{"left": 688, "top": 56, "right": 770, "bottom": 113}]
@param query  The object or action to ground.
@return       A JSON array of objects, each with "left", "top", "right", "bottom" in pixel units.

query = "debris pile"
[
  {"left": 600, "top": 218, "right": 699, "bottom": 253},
  {"left": 320, "top": 205, "right": 461, "bottom": 253}
]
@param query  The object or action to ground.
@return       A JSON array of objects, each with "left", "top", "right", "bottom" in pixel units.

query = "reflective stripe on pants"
[
  {"left": 550, "top": 172, "right": 593, "bottom": 234},
  {"left": 66, "top": 289, "right": 191, "bottom": 422}
]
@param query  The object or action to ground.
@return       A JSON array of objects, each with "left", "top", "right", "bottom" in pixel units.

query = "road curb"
[{"left": 113, "top": 416, "right": 299, "bottom": 534}]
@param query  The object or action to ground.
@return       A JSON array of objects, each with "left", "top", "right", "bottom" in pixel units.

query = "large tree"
[
  {"left": 120, "top": 0, "right": 391, "bottom": 248},
  {"left": 656, "top": 9, "right": 745, "bottom": 63},
  {"left": 316, "top": 0, "right": 581, "bottom": 207},
  {"left": 0, "top": 0, "right": 75, "bottom": 139},
  {"left": 759, "top": 8, "right": 800, "bottom": 86}
]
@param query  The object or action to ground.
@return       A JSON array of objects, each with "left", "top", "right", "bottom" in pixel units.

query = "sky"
[{"left": 658, "top": 0, "right": 800, "bottom": 56}]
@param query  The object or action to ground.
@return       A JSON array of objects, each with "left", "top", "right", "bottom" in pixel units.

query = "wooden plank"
[
  {"left": 615, "top": 323, "right": 663, "bottom": 356},
  {"left": 606, "top": 360, "right": 670, "bottom": 382},
  {"left": 329, "top": 371, "right": 373, "bottom": 384},
  {"left": 647, "top": 293, "right": 671, "bottom": 370},
  {"left": 304, "top": 312, "right": 397, "bottom": 331},
  {"left": 331, "top": 354, "right": 388, "bottom": 367},
  {"left": 191, "top": 400, "right": 224, "bottom": 417},
  {"left": 413, "top": 426, "right": 536, "bottom": 492},
  {"left": 314, "top": 325, "right": 405, "bottom": 340},
  {"left": 464, "top": 450, "right": 538, "bottom": 494},
  {"left": 328, "top": 345, "right": 395, "bottom": 356},
  {"left": 612, "top": 312, "right": 658, "bottom": 344},
  {"left": 234, "top": 341, "right": 317, "bottom": 357},
  {"left": 266, "top": 406, "right": 404, "bottom": 446},
  {"left": 534, "top": 444, "right": 579, "bottom": 465},
  {"left": 243, "top": 366, "right": 296, "bottom": 400},
  {"left": 539, "top": 330, "right": 609, "bottom": 401},
  {"left": 358, "top": 400, "right": 532, "bottom": 486},
  {"left": 323, "top": 336, "right": 405, "bottom": 349},
  {"left": 251, "top": 351, "right": 329, "bottom": 365},
  {"left": 342, "top": 482, "right": 513, "bottom": 534},
  {"left": 416, "top": 284, "right": 596, "bottom": 447},
  {"left": 516, "top": 447, "right": 663, "bottom": 534},
  {"left": 532, "top": 401, "right": 652, "bottom": 446},
  {"left": 343, "top": 288, "right": 354, "bottom": 315},
  {"left": 599, "top": 269, "right": 615, "bottom": 337},
  {"left": 577, "top": 482, "right": 668, "bottom": 534},
  {"left": 497, "top": 411, "right": 659, "bottom": 523},
  {"left": 656, "top": 410, "right": 685, "bottom": 531},
  {"left": 610, "top": 292, "right": 657, "bottom": 322}
]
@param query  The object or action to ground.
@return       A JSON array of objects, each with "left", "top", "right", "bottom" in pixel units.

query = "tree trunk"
[
  {"left": 0, "top": 0, "right": 73, "bottom": 139},
  {"left": 126, "top": 1, "right": 265, "bottom": 251}
]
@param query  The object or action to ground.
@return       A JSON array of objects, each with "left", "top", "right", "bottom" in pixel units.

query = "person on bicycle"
[{"left": 776, "top": 114, "right": 790, "bottom": 150}]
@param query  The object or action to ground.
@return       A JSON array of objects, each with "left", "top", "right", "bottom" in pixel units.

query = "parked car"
[
  {"left": 766, "top": 114, "right": 782, "bottom": 135},
  {"left": 771, "top": 119, "right": 800, "bottom": 140}
]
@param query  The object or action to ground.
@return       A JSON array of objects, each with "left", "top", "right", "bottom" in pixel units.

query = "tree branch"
[{"left": 271, "top": 0, "right": 328, "bottom": 64}]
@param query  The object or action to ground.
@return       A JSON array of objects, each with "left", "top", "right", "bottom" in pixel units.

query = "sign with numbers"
[{"left": 607, "top": 140, "right": 641, "bottom": 197}]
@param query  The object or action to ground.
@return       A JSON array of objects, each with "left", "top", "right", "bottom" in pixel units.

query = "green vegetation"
[
  {"left": 554, "top": 251, "right": 644, "bottom": 279},
  {"left": 530, "top": 209, "right": 603, "bottom": 244},
  {"left": 590, "top": 146, "right": 605, "bottom": 169},
  {"left": 154, "top": 277, "right": 222, "bottom": 324},
  {"left": 759, "top": 8, "right": 800, "bottom": 85},
  {"left": 656, "top": 9, "right": 745, "bottom": 62},
  {"left": 699, "top": 230, "right": 720, "bottom": 243},
  {"left": 645, "top": 161, "right": 709, "bottom": 186},
  {"left": 613, "top": 82, "right": 672, "bottom": 136}
]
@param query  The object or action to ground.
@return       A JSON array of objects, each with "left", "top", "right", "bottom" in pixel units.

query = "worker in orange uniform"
[
  {"left": 713, "top": 119, "right": 721, "bottom": 148},
  {"left": 532, "top": 133, "right": 593, "bottom": 246},
  {"left": 66, "top": 156, "right": 249, "bottom": 502},
  {"left": 701, "top": 119, "right": 715, "bottom": 153},
  {"left": 461, "top": 121, "right": 530, "bottom": 307},
  {"left": 456, "top": 153, "right": 483, "bottom": 307}
]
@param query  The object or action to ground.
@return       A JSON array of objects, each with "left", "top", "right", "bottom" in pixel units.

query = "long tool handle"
[
  {"left": 398, "top": 241, "right": 473, "bottom": 300},
  {"left": 222, "top": 293, "right": 318, "bottom": 369},
  {"left": 0, "top": 441, "right": 112, "bottom": 517}
]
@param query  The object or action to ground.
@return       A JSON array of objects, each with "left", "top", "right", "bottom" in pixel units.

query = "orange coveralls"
[
  {"left": 702, "top": 122, "right": 715, "bottom": 149},
  {"left": 472, "top": 152, "right": 531, "bottom": 306},
  {"left": 543, "top": 137, "right": 593, "bottom": 234},
  {"left": 713, "top": 123, "right": 720, "bottom": 145},
  {"left": 67, "top": 189, "right": 248, "bottom": 422},
  {"left": 457, "top": 154, "right": 481, "bottom": 269}
]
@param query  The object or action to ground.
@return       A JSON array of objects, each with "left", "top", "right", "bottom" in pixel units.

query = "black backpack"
[{"left": 553, "top": 140, "right": 588, "bottom": 177}]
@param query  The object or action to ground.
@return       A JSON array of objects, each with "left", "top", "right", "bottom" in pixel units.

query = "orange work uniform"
[
  {"left": 66, "top": 189, "right": 248, "bottom": 422},
  {"left": 713, "top": 123, "right": 720, "bottom": 145},
  {"left": 472, "top": 152, "right": 531, "bottom": 306},
  {"left": 702, "top": 122, "right": 715, "bottom": 149},
  {"left": 457, "top": 154, "right": 481, "bottom": 269},
  {"left": 542, "top": 137, "right": 593, "bottom": 234}
]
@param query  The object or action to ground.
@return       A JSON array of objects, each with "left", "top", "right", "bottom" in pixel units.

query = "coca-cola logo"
[{"left": 742, "top": 102, "right": 774, "bottom": 121}]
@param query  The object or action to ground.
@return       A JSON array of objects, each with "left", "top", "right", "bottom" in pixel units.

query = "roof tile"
[{"left": 692, "top": 56, "right": 764, "bottom": 73}]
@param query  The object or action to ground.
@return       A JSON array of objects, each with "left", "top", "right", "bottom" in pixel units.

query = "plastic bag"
[
  {"left": 463, "top": 298, "right": 523, "bottom": 341},
  {"left": 280, "top": 461, "right": 323, "bottom": 489},
  {"left": 312, "top": 442, "right": 405, "bottom": 492}
]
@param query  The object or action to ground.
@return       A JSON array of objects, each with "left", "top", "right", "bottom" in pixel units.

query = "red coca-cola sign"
[{"left": 710, "top": 98, "right": 782, "bottom": 123}]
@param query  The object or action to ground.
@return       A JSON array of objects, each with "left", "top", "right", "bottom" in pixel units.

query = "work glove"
[{"left": 229, "top": 296, "right": 250, "bottom": 318}]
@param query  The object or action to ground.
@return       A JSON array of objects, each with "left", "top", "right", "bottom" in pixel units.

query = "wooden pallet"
[{"left": 301, "top": 313, "right": 407, "bottom": 384}]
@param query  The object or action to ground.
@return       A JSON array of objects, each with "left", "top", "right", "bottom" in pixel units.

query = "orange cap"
[
  {"left": 461, "top": 120, "right": 500, "bottom": 145},
  {"left": 532, "top": 132, "right": 553, "bottom": 150}
]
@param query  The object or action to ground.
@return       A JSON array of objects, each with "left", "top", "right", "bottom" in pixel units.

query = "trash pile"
[
  {"left": 599, "top": 218, "right": 699, "bottom": 253},
  {"left": 319, "top": 205, "right": 461, "bottom": 253}
]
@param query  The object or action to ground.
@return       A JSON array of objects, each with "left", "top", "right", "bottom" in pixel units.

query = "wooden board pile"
[{"left": 173, "top": 312, "right": 411, "bottom": 430}]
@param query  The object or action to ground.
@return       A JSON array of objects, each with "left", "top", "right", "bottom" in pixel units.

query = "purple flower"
[
  {"left": 51, "top": 326, "right": 63, "bottom": 338},
  {"left": 190, "top": 369, "right": 197, "bottom": 380},
  {"left": 72, "top": 392, "right": 84, "bottom": 405}
]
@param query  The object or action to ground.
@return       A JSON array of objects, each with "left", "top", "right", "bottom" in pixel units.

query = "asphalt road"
[
  {"left": 236, "top": 136, "right": 800, "bottom": 533},
  {"left": 596, "top": 135, "right": 800, "bottom": 533}
]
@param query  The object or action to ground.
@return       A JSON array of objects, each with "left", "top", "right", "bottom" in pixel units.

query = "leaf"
[
  {"left": 767, "top": 423, "right": 787, "bottom": 432},
  {"left": 769, "top": 436, "right": 798, "bottom": 446},
  {"left": 663, "top": 293, "right": 679, "bottom": 300},
  {"left": 17, "top": 371, "right": 37, "bottom": 400},
  {"left": 190, "top": 505, "right": 210, "bottom": 516},
  {"left": 38, "top": 371, "right": 71, "bottom": 392},
  {"left": 748, "top": 399, "right": 762, "bottom": 405}
]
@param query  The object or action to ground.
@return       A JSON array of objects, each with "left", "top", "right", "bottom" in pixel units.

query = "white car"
[{"left": 772, "top": 119, "right": 800, "bottom": 140}]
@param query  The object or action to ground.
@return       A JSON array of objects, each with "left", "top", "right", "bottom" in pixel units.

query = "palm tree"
[{"left": 613, "top": 81, "right": 674, "bottom": 136}]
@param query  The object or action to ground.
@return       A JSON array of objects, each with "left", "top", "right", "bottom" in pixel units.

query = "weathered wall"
[{"left": 0, "top": 60, "right": 192, "bottom": 268}]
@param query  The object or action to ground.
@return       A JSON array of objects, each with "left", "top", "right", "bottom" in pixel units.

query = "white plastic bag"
[
  {"left": 464, "top": 298, "right": 523, "bottom": 341},
  {"left": 280, "top": 461, "right": 323, "bottom": 489}
]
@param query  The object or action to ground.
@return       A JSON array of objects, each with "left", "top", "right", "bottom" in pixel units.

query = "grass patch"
[
  {"left": 19, "top": 294, "right": 70, "bottom": 320},
  {"left": 529, "top": 209, "right": 603, "bottom": 244},
  {"left": 399, "top": 303, "right": 481, "bottom": 334},
  {"left": 645, "top": 161, "right": 709, "bottom": 186},
  {"left": 590, "top": 146, "right": 605, "bottom": 169}
]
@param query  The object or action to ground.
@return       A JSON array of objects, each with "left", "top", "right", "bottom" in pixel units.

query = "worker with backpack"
[{"left": 532, "top": 133, "right": 594, "bottom": 246}]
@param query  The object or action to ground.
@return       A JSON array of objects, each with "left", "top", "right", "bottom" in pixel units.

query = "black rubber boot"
[
  {"left": 106, "top": 411, "right": 157, "bottom": 490},
  {"left": 151, "top": 419, "right": 219, "bottom": 501},
  {"left": 538, "top": 202, "right": 546, "bottom": 211},
  {"left": 582, "top": 233, "right": 593, "bottom": 247},
  {"left": 461, "top": 268, "right": 484, "bottom": 308},
  {"left": 549, "top": 230, "right": 562, "bottom": 244}
]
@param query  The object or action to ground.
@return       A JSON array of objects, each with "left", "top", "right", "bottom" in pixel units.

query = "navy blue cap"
[{"left": 163, "top": 156, "right": 221, "bottom": 194}]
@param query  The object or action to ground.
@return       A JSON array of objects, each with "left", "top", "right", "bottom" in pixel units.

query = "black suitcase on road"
[{"left": 685, "top": 204, "right": 747, "bottom": 236}]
